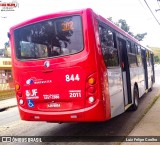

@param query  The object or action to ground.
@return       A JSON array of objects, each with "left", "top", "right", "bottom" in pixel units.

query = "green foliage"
[
  {"left": 154, "top": 56, "right": 160, "bottom": 63},
  {"left": 107, "top": 17, "right": 147, "bottom": 41},
  {"left": 4, "top": 41, "right": 9, "bottom": 49},
  {"left": 134, "top": 33, "right": 147, "bottom": 41},
  {"left": 0, "top": 90, "right": 15, "bottom": 101},
  {"left": 149, "top": 47, "right": 160, "bottom": 63},
  {"left": 118, "top": 19, "right": 130, "bottom": 32}
]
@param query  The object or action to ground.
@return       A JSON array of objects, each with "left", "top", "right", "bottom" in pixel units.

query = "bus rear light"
[
  {"left": 88, "top": 86, "right": 96, "bottom": 93},
  {"left": 88, "top": 96, "right": 95, "bottom": 103},
  {"left": 17, "top": 91, "right": 22, "bottom": 97},
  {"left": 15, "top": 84, "right": 20, "bottom": 90},
  {"left": 88, "top": 77, "right": 96, "bottom": 85},
  {"left": 19, "top": 99, "right": 24, "bottom": 105}
]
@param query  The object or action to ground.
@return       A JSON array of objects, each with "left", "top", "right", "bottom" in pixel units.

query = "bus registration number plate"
[{"left": 47, "top": 102, "right": 60, "bottom": 108}]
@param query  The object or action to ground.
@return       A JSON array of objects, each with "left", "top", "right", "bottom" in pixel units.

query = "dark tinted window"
[
  {"left": 146, "top": 51, "right": 151, "bottom": 66},
  {"left": 126, "top": 41, "right": 131, "bottom": 53},
  {"left": 99, "top": 25, "right": 119, "bottom": 67},
  {"left": 127, "top": 41, "right": 137, "bottom": 67},
  {"left": 137, "top": 46, "right": 142, "bottom": 66},
  {"left": 14, "top": 16, "right": 83, "bottom": 60}
]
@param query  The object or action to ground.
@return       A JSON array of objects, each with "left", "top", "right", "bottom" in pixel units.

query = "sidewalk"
[
  {"left": 0, "top": 97, "right": 17, "bottom": 111},
  {"left": 121, "top": 96, "right": 160, "bottom": 145}
]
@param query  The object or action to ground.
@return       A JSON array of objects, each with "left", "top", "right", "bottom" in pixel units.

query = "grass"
[
  {"left": 149, "top": 47, "right": 160, "bottom": 56},
  {"left": 143, "top": 94, "right": 160, "bottom": 116},
  {"left": 0, "top": 90, "right": 15, "bottom": 101}
]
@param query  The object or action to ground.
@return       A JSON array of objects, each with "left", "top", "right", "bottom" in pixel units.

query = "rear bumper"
[{"left": 19, "top": 101, "right": 110, "bottom": 122}]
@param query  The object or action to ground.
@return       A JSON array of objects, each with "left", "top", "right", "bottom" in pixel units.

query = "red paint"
[{"left": 10, "top": 8, "right": 112, "bottom": 122}]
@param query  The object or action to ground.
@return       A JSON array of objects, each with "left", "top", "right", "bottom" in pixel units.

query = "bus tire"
[{"left": 131, "top": 86, "right": 139, "bottom": 111}]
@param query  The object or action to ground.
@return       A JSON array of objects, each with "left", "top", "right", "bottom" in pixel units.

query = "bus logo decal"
[
  {"left": 26, "top": 89, "right": 39, "bottom": 99},
  {"left": 26, "top": 77, "right": 52, "bottom": 85},
  {"left": 27, "top": 100, "right": 34, "bottom": 108},
  {"left": 26, "top": 79, "right": 34, "bottom": 85},
  {"left": 44, "top": 61, "right": 50, "bottom": 68}
]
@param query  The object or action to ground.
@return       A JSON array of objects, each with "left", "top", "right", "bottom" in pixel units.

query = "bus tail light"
[
  {"left": 19, "top": 99, "right": 24, "bottom": 105},
  {"left": 88, "top": 77, "right": 96, "bottom": 85},
  {"left": 15, "top": 84, "right": 20, "bottom": 90},
  {"left": 86, "top": 73, "right": 97, "bottom": 106},
  {"left": 17, "top": 91, "right": 22, "bottom": 97},
  {"left": 88, "top": 96, "right": 95, "bottom": 103},
  {"left": 88, "top": 86, "right": 95, "bottom": 93}
]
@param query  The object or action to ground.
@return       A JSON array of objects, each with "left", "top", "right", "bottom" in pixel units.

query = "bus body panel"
[
  {"left": 147, "top": 66, "right": 152, "bottom": 89},
  {"left": 10, "top": 8, "right": 109, "bottom": 122},
  {"left": 137, "top": 66, "right": 146, "bottom": 98},
  {"left": 107, "top": 67, "right": 124, "bottom": 118},
  {"left": 18, "top": 100, "right": 106, "bottom": 121}
]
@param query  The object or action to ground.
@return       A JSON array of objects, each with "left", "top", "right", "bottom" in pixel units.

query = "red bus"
[{"left": 9, "top": 8, "right": 155, "bottom": 122}]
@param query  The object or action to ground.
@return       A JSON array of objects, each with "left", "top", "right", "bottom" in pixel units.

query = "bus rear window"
[{"left": 14, "top": 15, "right": 83, "bottom": 60}]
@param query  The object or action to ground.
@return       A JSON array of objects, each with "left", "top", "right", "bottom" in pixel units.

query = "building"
[{"left": 0, "top": 47, "right": 14, "bottom": 91}]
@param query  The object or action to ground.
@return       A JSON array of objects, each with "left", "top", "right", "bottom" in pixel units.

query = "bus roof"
[
  {"left": 10, "top": 8, "right": 86, "bottom": 30},
  {"left": 95, "top": 13, "right": 140, "bottom": 44}
]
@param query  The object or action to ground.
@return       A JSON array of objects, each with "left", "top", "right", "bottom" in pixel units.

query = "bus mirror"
[{"left": 7, "top": 32, "right": 11, "bottom": 39}]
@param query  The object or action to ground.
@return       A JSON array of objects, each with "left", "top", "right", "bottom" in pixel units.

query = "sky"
[{"left": 0, "top": 0, "right": 160, "bottom": 48}]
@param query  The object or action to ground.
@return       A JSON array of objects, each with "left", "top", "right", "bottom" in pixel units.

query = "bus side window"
[
  {"left": 126, "top": 41, "right": 131, "bottom": 53},
  {"left": 146, "top": 51, "right": 151, "bottom": 66},
  {"left": 106, "top": 30, "right": 114, "bottom": 48},
  {"left": 127, "top": 42, "right": 137, "bottom": 67},
  {"left": 131, "top": 43, "right": 136, "bottom": 54},
  {"left": 99, "top": 25, "right": 119, "bottom": 67},
  {"left": 137, "top": 45, "right": 142, "bottom": 66}
]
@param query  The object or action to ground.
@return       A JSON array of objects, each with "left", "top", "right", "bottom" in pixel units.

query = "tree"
[
  {"left": 4, "top": 41, "right": 10, "bottom": 49},
  {"left": 118, "top": 19, "right": 130, "bottom": 32},
  {"left": 108, "top": 17, "right": 147, "bottom": 41},
  {"left": 4, "top": 41, "right": 10, "bottom": 57},
  {"left": 154, "top": 55, "right": 160, "bottom": 63},
  {"left": 134, "top": 33, "right": 147, "bottom": 41}
]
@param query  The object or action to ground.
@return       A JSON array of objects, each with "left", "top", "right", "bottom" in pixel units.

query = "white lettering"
[
  {"left": 31, "top": 89, "right": 37, "bottom": 96},
  {"left": 48, "top": 103, "right": 60, "bottom": 108},
  {"left": 65, "top": 74, "right": 80, "bottom": 82},
  {"left": 69, "top": 90, "right": 81, "bottom": 98},
  {"left": 43, "top": 94, "right": 60, "bottom": 99},
  {"left": 26, "top": 89, "right": 39, "bottom": 98}
]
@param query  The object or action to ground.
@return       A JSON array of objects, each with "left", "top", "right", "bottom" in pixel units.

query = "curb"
[{"left": 0, "top": 105, "right": 17, "bottom": 112}]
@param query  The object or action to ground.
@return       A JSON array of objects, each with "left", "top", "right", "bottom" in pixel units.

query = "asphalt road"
[{"left": 0, "top": 65, "right": 160, "bottom": 145}]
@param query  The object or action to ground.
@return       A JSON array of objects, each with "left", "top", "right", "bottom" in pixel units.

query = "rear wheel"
[{"left": 131, "top": 86, "right": 139, "bottom": 111}]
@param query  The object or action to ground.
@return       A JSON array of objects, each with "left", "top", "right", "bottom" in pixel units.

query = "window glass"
[
  {"left": 127, "top": 42, "right": 137, "bottom": 67},
  {"left": 146, "top": 51, "right": 151, "bottom": 66},
  {"left": 137, "top": 46, "right": 141, "bottom": 55},
  {"left": 126, "top": 41, "right": 131, "bottom": 53},
  {"left": 137, "top": 46, "right": 142, "bottom": 66},
  {"left": 99, "top": 25, "right": 119, "bottom": 67},
  {"left": 131, "top": 43, "right": 136, "bottom": 54},
  {"left": 14, "top": 16, "right": 83, "bottom": 60}
]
